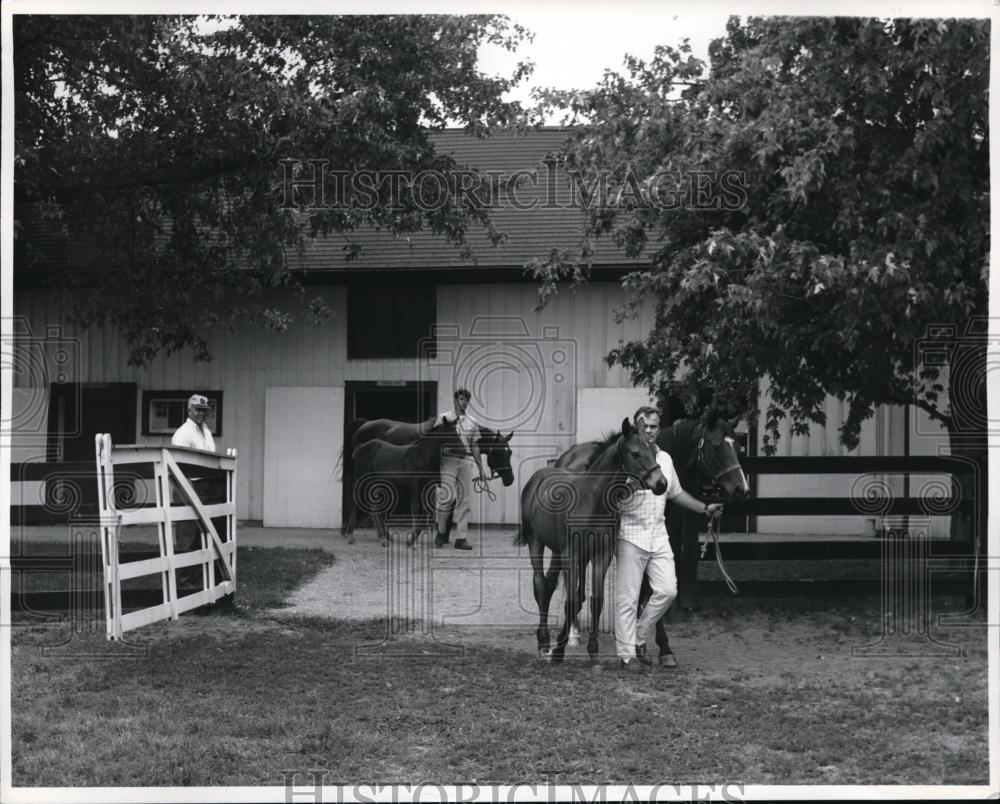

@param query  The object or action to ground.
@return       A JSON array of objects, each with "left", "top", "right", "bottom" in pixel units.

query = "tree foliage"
[
  {"left": 15, "top": 14, "right": 532, "bottom": 365},
  {"left": 532, "top": 16, "right": 988, "bottom": 452}
]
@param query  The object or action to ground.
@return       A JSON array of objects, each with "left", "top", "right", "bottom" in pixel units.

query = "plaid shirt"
[{"left": 617, "top": 447, "right": 682, "bottom": 552}]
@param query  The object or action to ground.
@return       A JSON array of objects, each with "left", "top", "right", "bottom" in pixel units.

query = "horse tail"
[
  {"left": 512, "top": 526, "right": 530, "bottom": 547},
  {"left": 341, "top": 418, "right": 368, "bottom": 533}
]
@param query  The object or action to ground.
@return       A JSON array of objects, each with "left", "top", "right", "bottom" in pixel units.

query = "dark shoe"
[
  {"left": 453, "top": 539, "right": 473, "bottom": 551},
  {"left": 434, "top": 533, "right": 450, "bottom": 547},
  {"left": 621, "top": 657, "right": 647, "bottom": 673},
  {"left": 635, "top": 643, "right": 654, "bottom": 667}
]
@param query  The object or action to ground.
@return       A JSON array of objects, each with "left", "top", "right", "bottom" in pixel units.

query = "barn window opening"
[{"left": 347, "top": 282, "right": 437, "bottom": 359}]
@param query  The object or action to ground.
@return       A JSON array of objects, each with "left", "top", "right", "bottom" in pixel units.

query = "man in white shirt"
[
  {"left": 434, "top": 388, "right": 488, "bottom": 551},
  {"left": 615, "top": 406, "right": 723, "bottom": 672},
  {"left": 171, "top": 394, "right": 216, "bottom": 452},
  {"left": 171, "top": 394, "right": 220, "bottom": 591}
]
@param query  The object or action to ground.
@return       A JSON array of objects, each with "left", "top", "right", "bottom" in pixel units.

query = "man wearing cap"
[
  {"left": 434, "top": 388, "right": 488, "bottom": 551},
  {"left": 171, "top": 394, "right": 223, "bottom": 593},
  {"left": 172, "top": 394, "right": 216, "bottom": 452}
]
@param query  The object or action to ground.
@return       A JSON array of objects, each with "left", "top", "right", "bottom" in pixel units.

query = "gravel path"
[
  {"left": 267, "top": 526, "right": 972, "bottom": 668},
  {"left": 273, "top": 526, "right": 589, "bottom": 652}
]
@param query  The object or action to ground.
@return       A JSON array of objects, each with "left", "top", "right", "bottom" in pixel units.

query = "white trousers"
[
  {"left": 436, "top": 454, "right": 474, "bottom": 539},
  {"left": 614, "top": 537, "right": 677, "bottom": 659}
]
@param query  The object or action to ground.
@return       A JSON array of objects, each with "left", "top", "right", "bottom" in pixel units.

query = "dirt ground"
[{"left": 272, "top": 526, "right": 988, "bottom": 667}]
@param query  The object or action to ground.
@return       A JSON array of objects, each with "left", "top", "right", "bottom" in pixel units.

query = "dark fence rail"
[
  {"left": 739, "top": 455, "right": 974, "bottom": 473},
  {"left": 12, "top": 455, "right": 975, "bottom": 525},
  {"left": 9, "top": 461, "right": 227, "bottom": 525},
  {"left": 720, "top": 454, "right": 973, "bottom": 519}
]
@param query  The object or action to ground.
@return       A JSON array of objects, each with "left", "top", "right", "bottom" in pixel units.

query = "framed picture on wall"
[{"left": 142, "top": 391, "right": 223, "bottom": 436}]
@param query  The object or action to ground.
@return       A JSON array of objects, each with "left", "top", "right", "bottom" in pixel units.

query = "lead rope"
[
  {"left": 708, "top": 509, "right": 739, "bottom": 595},
  {"left": 473, "top": 475, "right": 496, "bottom": 501}
]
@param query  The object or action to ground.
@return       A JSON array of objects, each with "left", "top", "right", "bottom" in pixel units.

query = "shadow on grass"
[{"left": 10, "top": 542, "right": 337, "bottom": 618}]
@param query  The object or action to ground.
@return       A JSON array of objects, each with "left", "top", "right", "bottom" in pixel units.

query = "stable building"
[{"left": 10, "top": 128, "right": 950, "bottom": 537}]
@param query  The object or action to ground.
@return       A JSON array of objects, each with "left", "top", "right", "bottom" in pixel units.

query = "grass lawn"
[{"left": 9, "top": 544, "right": 991, "bottom": 788}]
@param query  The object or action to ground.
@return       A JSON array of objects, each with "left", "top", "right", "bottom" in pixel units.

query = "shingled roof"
[
  {"left": 289, "top": 127, "right": 639, "bottom": 274},
  {"left": 15, "top": 127, "right": 643, "bottom": 283}
]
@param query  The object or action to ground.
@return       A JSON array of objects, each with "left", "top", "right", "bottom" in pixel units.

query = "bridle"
[
  {"left": 697, "top": 435, "right": 744, "bottom": 486},
  {"left": 617, "top": 434, "right": 662, "bottom": 490},
  {"left": 473, "top": 435, "right": 511, "bottom": 501}
]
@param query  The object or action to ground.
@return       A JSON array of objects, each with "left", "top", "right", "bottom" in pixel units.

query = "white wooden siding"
[
  {"left": 14, "top": 282, "right": 654, "bottom": 525},
  {"left": 15, "top": 285, "right": 944, "bottom": 534}
]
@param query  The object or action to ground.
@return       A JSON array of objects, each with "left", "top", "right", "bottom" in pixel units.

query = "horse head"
[
  {"left": 697, "top": 411, "right": 749, "bottom": 500},
  {"left": 619, "top": 417, "right": 668, "bottom": 495},
  {"left": 482, "top": 429, "right": 515, "bottom": 487}
]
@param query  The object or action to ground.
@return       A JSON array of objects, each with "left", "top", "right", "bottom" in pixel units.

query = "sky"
[{"left": 476, "top": 9, "right": 732, "bottom": 109}]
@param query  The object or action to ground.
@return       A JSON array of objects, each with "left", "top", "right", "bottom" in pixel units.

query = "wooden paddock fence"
[{"left": 94, "top": 434, "right": 238, "bottom": 640}]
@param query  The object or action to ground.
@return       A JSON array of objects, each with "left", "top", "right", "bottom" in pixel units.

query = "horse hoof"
[
  {"left": 538, "top": 649, "right": 553, "bottom": 662},
  {"left": 590, "top": 662, "right": 605, "bottom": 673},
  {"left": 659, "top": 654, "right": 679, "bottom": 669},
  {"left": 567, "top": 626, "right": 581, "bottom": 647}
]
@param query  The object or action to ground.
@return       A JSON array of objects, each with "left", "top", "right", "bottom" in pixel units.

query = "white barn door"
[{"left": 263, "top": 387, "right": 343, "bottom": 528}]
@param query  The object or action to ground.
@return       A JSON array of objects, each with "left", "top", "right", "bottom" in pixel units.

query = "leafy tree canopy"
[
  {"left": 15, "top": 14, "right": 532, "bottom": 365},
  {"left": 532, "top": 16, "right": 988, "bottom": 452}
]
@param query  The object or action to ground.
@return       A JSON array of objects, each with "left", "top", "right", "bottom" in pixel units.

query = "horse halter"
[
  {"left": 481, "top": 438, "right": 510, "bottom": 482},
  {"left": 697, "top": 435, "right": 743, "bottom": 485},
  {"left": 617, "top": 434, "right": 662, "bottom": 489}
]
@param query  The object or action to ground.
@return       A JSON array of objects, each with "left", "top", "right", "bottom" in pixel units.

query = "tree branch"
[
  {"left": 15, "top": 152, "right": 258, "bottom": 203},
  {"left": 914, "top": 398, "right": 952, "bottom": 428}
]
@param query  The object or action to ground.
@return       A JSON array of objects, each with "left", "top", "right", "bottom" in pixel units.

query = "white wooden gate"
[{"left": 95, "top": 434, "right": 238, "bottom": 640}]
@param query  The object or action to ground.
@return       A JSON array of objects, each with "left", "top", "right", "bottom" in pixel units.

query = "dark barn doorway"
[
  {"left": 46, "top": 382, "right": 137, "bottom": 517},
  {"left": 343, "top": 381, "right": 437, "bottom": 527}
]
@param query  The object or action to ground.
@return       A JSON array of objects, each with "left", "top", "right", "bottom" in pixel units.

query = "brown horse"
[
  {"left": 342, "top": 416, "right": 514, "bottom": 542},
  {"left": 515, "top": 417, "right": 668, "bottom": 663},
  {"left": 347, "top": 419, "right": 454, "bottom": 547},
  {"left": 554, "top": 413, "right": 749, "bottom": 664}
]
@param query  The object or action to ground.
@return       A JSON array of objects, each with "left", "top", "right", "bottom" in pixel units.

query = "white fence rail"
[{"left": 95, "top": 434, "right": 238, "bottom": 640}]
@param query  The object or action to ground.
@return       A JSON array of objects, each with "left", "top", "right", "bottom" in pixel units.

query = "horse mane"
[
  {"left": 593, "top": 429, "right": 621, "bottom": 448},
  {"left": 477, "top": 424, "right": 500, "bottom": 443}
]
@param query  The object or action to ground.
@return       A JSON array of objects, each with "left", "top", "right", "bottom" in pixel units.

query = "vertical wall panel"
[{"left": 15, "top": 283, "right": 936, "bottom": 534}]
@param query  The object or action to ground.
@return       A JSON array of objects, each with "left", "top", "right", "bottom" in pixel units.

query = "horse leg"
[
  {"left": 373, "top": 511, "right": 389, "bottom": 548},
  {"left": 530, "top": 539, "right": 557, "bottom": 657},
  {"left": 407, "top": 479, "right": 420, "bottom": 546},
  {"left": 676, "top": 510, "right": 699, "bottom": 610},
  {"left": 342, "top": 457, "right": 359, "bottom": 545},
  {"left": 552, "top": 554, "right": 583, "bottom": 663},
  {"left": 586, "top": 540, "right": 614, "bottom": 662},
  {"left": 654, "top": 613, "right": 676, "bottom": 667},
  {"left": 569, "top": 562, "right": 586, "bottom": 647},
  {"left": 341, "top": 448, "right": 355, "bottom": 542},
  {"left": 343, "top": 500, "right": 358, "bottom": 545}
]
